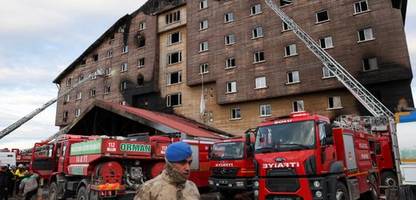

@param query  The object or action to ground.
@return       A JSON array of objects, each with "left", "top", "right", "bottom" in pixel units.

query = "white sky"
[{"left": 0, "top": 0, "right": 415, "bottom": 150}]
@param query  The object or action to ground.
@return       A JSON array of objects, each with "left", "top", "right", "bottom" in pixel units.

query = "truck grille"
[
  {"left": 211, "top": 167, "right": 238, "bottom": 177},
  {"left": 266, "top": 168, "right": 299, "bottom": 192}
]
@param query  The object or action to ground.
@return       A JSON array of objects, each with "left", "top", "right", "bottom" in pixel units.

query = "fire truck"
[
  {"left": 208, "top": 134, "right": 255, "bottom": 199},
  {"left": 30, "top": 134, "right": 213, "bottom": 200},
  {"left": 253, "top": 112, "right": 381, "bottom": 200},
  {"left": 12, "top": 148, "right": 32, "bottom": 166}
]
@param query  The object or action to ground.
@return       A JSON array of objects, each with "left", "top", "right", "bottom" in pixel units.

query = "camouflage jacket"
[{"left": 134, "top": 170, "right": 200, "bottom": 200}]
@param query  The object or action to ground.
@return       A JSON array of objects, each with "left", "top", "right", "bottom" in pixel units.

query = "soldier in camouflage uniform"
[{"left": 134, "top": 142, "right": 200, "bottom": 200}]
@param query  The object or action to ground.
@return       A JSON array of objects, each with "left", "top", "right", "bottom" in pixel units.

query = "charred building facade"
[{"left": 54, "top": 0, "right": 412, "bottom": 135}]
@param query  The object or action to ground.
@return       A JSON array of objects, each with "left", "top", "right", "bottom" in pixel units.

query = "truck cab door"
[
  {"left": 318, "top": 122, "right": 336, "bottom": 170},
  {"left": 57, "top": 142, "right": 67, "bottom": 173}
]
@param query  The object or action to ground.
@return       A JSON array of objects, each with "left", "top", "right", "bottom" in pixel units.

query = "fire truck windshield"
[
  {"left": 255, "top": 120, "right": 315, "bottom": 153},
  {"left": 211, "top": 142, "right": 245, "bottom": 160}
]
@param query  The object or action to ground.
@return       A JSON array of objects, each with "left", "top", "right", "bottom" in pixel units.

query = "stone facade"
[{"left": 54, "top": 0, "right": 413, "bottom": 135}]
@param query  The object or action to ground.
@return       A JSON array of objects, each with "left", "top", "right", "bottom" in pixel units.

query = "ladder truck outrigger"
[{"left": 248, "top": 0, "right": 416, "bottom": 199}]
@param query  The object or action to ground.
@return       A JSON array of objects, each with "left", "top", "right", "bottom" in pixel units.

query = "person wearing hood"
[
  {"left": 134, "top": 141, "right": 200, "bottom": 200},
  {"left": 19, "top": 171, "right": 39, "bottom": 200}
]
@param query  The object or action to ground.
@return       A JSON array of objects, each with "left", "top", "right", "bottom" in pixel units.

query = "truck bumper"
[{"left": 209, "top": 177, "right": 253, "bottom": 191}]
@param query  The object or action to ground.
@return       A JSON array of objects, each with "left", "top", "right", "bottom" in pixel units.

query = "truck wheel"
[
  {"left": 382, "top": 171, "right": 398, "bottom": 187},
  {"left": 77, "top": 186, "right": 88, "bottom": 200},
  {"left": 89, "top": 190, "right": 99, "bottom": 200},
  {"left": 48, "top": 182, "right": 59, "bottom": 200},
  {"left": 335, "top": 182, "right": 349, "bottom": 200}
]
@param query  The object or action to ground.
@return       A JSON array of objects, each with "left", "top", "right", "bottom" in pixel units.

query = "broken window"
[
  {"left": 167, "top": 71, "right": 182, "bottom": 85},
  {"left": 316, "top": 10, "right": 329, "bottom": 22},
  {"left": 168, "top": 51, "right": 182, "bottom": 64},
  {"left": 136, "top": 34, "right": 145, "bottom": 48},
  {"left": 166, "top": 93, "right": 182, "bottom": 107}
]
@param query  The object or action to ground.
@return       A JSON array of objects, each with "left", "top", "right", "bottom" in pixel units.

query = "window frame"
[
  {"left": 167, "top": 71, "right": 182, "bottom": 85},
  {"left": 259, "top": 104, "right": 272, "bottom": 117},
  {"left": 166, "top": 93, "right": 182, "bottom": 107},
  {"left": 287, "top": 71, "right": 300, "bottom": 84},
  {"left": 230, "top": 107, "right": 242, "bottom": 120},
  {"left": 167, "top": 51, "right": 183, "bottom": 65},
  {"left": 254, "top": 51, "right": 265, "bottom": 63},
  {"left": 226, "top": 81, "right": 237, "bottom": 94},
  {"left": 328, "top": 96, "right": 343, "bottom": 109},
  {"left": 252, "top": 26, "right": 264, "bottom": 39},
  {"left": 292, "top": 100, "right": 305, "bottom": 112},
  {"left": 255, "top": 76, "right": 267, "bottom": 89},
  {"left": 316, "top": 10, "right": 330, "bottom": 23},
  {"left": 284, "top": 44, "right": 297, "bottom": 57}
]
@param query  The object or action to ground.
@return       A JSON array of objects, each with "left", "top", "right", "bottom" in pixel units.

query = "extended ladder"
[{"left": 264, "top": 0, "right": 401, "bottom": 185}]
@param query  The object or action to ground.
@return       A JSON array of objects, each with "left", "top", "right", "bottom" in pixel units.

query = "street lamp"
[{"left": 0, "top": 68, "right": 105, "bottom": 140}]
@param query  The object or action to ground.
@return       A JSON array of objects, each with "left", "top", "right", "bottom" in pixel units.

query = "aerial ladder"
[
  {"left": 0, "top": 69, "right": 104, "bottom": 140},
  {"left": 264, "top": 0, "right": 410, "bottom": 197}
]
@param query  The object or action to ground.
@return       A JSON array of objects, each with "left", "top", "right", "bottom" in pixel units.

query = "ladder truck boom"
[
  {"left": 264, "top": 0, "right": 403, "bottom": 188},
  {"left": 265, "top": 0, "right": 392, "bottom": 118},
  {"left": 0, "top": 69, "right": 104, "bottom": 140}
]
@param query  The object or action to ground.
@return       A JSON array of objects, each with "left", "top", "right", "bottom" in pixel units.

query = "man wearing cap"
[{"left": 134, "top": 142, "right": 200, "bottom": 200}]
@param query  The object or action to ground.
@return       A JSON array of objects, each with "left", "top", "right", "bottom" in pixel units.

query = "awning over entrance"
[{"left": 63, "top": 100, "right": 231, "bottom": 140}]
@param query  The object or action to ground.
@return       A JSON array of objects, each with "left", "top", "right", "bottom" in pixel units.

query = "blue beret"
[{"left": 165, "top": 142, "right": 192, "bottom": 162}]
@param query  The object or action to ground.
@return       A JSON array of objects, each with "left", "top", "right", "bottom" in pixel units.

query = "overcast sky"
[{"left": 0, "top": 1, "right": 415, "bottom": 150}]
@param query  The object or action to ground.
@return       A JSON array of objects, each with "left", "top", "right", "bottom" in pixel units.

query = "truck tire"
[
  {"left": 48, "top": 182, "right": 59, "bottom": 200},
  {"left": 335, "top": 182, "right": 349, "bottom": 200},
  {"left": 77, "top": 186, "right": 88, "bottom": 200},
  {"left": 382, "top": 171, "right": 398, "bottom": 187}
]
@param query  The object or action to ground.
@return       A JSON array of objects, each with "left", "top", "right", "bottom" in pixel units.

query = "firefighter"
[
  {"left": 14, "top": 164, "right": 26, "bottom": 195},
  {"left": 19, "top": 171, "right": 39, "bottom": 200},
  {"left": 134, "top": 142, "right": 200, "bottom": 200}
]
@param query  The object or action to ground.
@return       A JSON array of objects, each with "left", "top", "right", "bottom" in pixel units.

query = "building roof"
[
  {"left": 63, "top": 100, "right": 231, "bottom": 140},
  {"left": 53, "top": 0, "right": 186, "bottom": 84}
]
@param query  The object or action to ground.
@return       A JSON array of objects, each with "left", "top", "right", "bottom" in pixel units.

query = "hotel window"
[
  {"left": 319, "top": 36, "right": 333, "bottom": 49},
  {"left": 168, "top": 51, "right": 182, "bottom": 64},
  {"left": 250, "top": 4, "right": 262, "bottom": 15},
  {"left": 260, "top": 104, "right": 272, "bottom": 117},
  {"left": 104, "top": 86, "right": 111, "bottom": 95},
  {"left": 230, "top": 107, "right": 241, "bottom": 120},
  {"left": 328, "top": 96, "right": 342, "bottom": 109},
  {"left": 120, "top": 81, "right": 128, "bottom": 91},
  {"left": 63, "top": 111, "right": 68, "bottom": 122},
  {"left": 166, "top": 10, "right": 181, "bottom": 24},
  {"left": 89, "top": 88, "right": 96, "bottom": 97},
  {"left": 287, "top": 71, "right": 300, "bottom": 84},
  {"left": 121, "top": 63, "right": 128, "bottom": 72},
  {"left": 107, "top": 50, "right": 113, "bottom": 58},
  {"left": 316, "top": 10, "right": 329, "bottom": 23},
  {"left": 322, "top": 66, "right": 335, "bottom": 78},
  {"left": 224, "top": 12, "right": 235, "bottom": 23},
  {"left": 138, "top": 58, "right": 145, "bottom": 68},
  {"left": 354, "top": 0, "right": 369, "bottom": 14},
  {"left": 252, "top": 26, "right": 264, "bottom": 39},
  {"left": 168, "top": 32, "right": 181, "bottom": 45},
  {"left": 75, "top": 108, "right": 81, "bottom": 118},
  {"left": 282, "top": 22, "right": 292, "bottom": 31},
  {"left": 200, "top": 0, "right": 208, "bottom": 9},
  {"left": 166, "top": 93, "right": 182, "bottom": 107},
  {"left": 358, "top": 27, "right": 374, "bottom": 42},
  {"left": 64, "top": 95, "right": 70, "bottom": 103},
  {"left": 226, "top": 81, "right": 237, "bottom": 93},
  {"left": 226, "top": 57, "right": 236, "bottom": 69},
  {"left": 104, "top": 67, "right": 112, "bottom": 76},
  {"left": 284, "top": 44, "right": 297, "bottom": 57},
  {"left": 139, "top": 21, "right": 146, "bottom": 30},
  {"left": 199, "top": 41, "right": 209, "bottom": 52},
  {"left": 200, "top": 20, "right": 208, "bottom": 30},
  {"left": 167, "top": 71, "right": 182, "bottom": 85},
  {"left": 122, "top": 45, "right": 129, "bottom": 53},
  {"left": 254, "top": 51, "right": 265, "bottom": 63},
  {"left": 362, "top": 57, "right": 378, "bottom": 71},
  {"left": 200, "top": 63, "right": 209, "bottom": 74},
  {"left": 255, "top": 76, "right": 267, "bottom": 89},
  {"left": 225, "top": 34, "right": 236, "bottom": 45},
  {"left": 66, "top": 78, "right": 72, "bottom": 87},
  {"left": 93, "top": 54, "right": 99, "bottom": 62},
  {"left": 293, "top": 100, "right": 304, "bottom": 112},
  {"left": 76, "top": 92, "right": 82, "bottom": 100}
]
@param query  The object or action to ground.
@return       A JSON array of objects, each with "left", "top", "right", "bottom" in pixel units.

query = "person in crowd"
[
  {"left": 14, "top": 164, "right": 27, "bottom": 195},
  {"left": 134, "top": 142, "right": 200, "bottom": 200},
  {"left": 19, "top": 171, "right": 39, "bottom": 200},
  {"left": 0, "top": 163, "right": 9, "bottom": 200}
]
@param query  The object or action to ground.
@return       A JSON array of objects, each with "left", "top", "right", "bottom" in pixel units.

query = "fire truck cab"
[
  {"left": 208, "top": 135, "right": 255, "bottom": 198},
  {"left": 253, "top": 112, "right": 380, "bottom": 200}
]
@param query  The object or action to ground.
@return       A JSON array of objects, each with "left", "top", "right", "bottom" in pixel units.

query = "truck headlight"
[
  {"left": 208, "top": 180, "right": 214, "bottom": 185},
  {"left": 235, "top": 181, "right": 244, "bottom": 187},
  {"left": 315, "top": 190, "right": 323, "bottom": 198},
  {"left": 313, "top": 180, "right": 321, "bottom": 188},
  {"left": 254, "top": 181, "right": 259, "bottom": 188}
]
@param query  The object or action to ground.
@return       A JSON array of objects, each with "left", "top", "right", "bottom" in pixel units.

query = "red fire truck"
[
  {"left": 30, "top": 134, "right": 213, "bottom": 199},
  {"left": 12, "top": 148, "right": 32, "bottom": 166},
  {"left": 253, "top": 112, "right": 380, "bottom": 200},
  {"left": 208, "top": 135, "right": 255, "bottom": 199}
]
